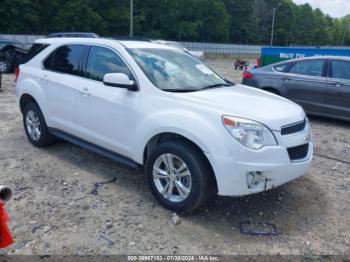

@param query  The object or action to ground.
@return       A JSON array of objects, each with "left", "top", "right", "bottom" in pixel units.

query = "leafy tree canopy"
[{"left": 0, "top": 0, "right": 349, "bottom": 46}]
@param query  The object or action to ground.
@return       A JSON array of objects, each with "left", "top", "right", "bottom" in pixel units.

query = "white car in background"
[
  {"left": 153, "top": 40, "right": 204, "bottom": 59},
  {"left": 16, "top": 37, "right": 312, "bottom": 213}
]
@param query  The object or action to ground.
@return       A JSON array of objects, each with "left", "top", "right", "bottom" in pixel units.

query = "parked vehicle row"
[
  {"left": 1, "top": 33, "right": 205, "bottom": 75},
  {"left": 0, "top": 39, "right": 27, "bottom": 73},
  {"left": 242, "top": 56, "right": 350, "bottom": 121},
  {"left": 16, "top": 37, "right": 312, "bottom": 213}
]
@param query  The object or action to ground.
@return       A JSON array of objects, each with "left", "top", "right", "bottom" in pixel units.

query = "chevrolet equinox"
[{"left": 16, "top": 38, "right": 313, "bottom": 213}]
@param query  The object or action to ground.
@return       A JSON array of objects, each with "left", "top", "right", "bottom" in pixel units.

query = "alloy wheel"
[
  {"left": 0, "top": 61, "right": 7, "bottom": 72},
  {"left": 26, "top": 110, "right": 41, "bottom": 141},
  {"left": 153, "top": 153, "right": 192, "bottom": 203}
]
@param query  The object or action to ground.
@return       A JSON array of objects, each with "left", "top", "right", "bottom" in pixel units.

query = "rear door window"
[
  {"left": 46, "top": 45, "right": 84, "bottom": 76},
  {"left": 331, "top": 60, "right": 350, "bottom": 80},
  {"left": 21, "top": 43, "right": 49, "bottom": 64},
  {"left": 288, "top": 60, "right": 325, "bottom": 77}
]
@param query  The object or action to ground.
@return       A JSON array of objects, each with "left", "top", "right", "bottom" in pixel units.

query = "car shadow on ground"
[
  {"left": 191, "top": 176, "right": 326, "bottom": 237},
  {"left": 42, "top": 139, "right": 327, "bottom": 239}
]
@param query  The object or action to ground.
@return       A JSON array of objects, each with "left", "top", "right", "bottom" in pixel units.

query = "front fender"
[{"left": 132, "top": 108, "right": 231, "bottom": 164}]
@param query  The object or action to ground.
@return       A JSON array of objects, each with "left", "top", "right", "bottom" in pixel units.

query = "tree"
[
  {"left": 0, "top": 0, "right": 349, "bottom": 46},
  {"left": 197, "top": 0, "right": 230, "bottom": 42},
  {"left": 226, "top": 0, "right": 258, "bottom": 44},
  {"left": 294, "top": 4, "right": 315, "bottom": 45},
  {"left": 273, "top": 0, "right": 295, "bottom": 46}
]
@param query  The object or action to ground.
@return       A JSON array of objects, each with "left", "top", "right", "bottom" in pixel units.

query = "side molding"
[{"left": 49, "top": 128, "right": 141, "bottom": 169}]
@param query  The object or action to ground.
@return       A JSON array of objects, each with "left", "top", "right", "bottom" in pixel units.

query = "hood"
[{"left": 172, "top": 84, "right": 306, "bottom": 131}]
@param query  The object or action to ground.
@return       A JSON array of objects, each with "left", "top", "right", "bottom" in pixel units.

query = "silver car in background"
[{"left": 242, "top": 56, "right": 350, "bottom": 121}]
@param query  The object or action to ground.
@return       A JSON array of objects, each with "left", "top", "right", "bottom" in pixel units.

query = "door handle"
[
  {"left": 334, "top": 83, "right": 343, "bottom": 87},
  {"left": 80, "top": 87, "right": 90, "bottom": 96},
  {"left": 40, "top": 74, "right": 48, "bottom": 81}
]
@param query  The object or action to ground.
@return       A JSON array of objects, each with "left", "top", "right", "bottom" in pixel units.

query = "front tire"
[
  {"left": 23, "top": 102, "right": 55, "bottom": 147},
  {"left": 145, "top": 141, "right": 213, "bottom": 214},
  {"left": 0, "top": 59, "right": 11, "bottom": 73}
]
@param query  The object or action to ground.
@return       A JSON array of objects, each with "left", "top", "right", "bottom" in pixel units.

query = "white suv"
[{"left": 16, "top": 38, "right": 313, "bottom": 213}]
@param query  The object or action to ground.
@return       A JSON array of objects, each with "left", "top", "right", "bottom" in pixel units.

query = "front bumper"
[{"left": 206, "top": 128, "right": 313, "bottom": 196}]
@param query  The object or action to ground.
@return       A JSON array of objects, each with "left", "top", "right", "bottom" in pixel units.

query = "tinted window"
[
  {"left": 43, "top": 51, "right": 54, "bottom": 69},
  {"left": 49, "top": 45, "right": 84, "bottom": 75},
  {"left": 288, "top": 60, "right": 324, "bottom": 77},
  {"left": 85, "top": 46, "right": 131, "bottom": 81},
  {"left": 21, "top": 43, "right": 49, "bottom": 64},
  {"left": 332, "top": 61, "right": 350, "bottom": 80}
]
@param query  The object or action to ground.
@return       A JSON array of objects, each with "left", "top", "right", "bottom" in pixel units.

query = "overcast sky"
[{"left": 293, "top": 0, "right": 350, "bottom": 18}]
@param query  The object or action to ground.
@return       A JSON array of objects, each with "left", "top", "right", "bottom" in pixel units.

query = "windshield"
[
  {"left": 164, "top": 42, "right": 186, "bottom": 50},
  {"left": 128, "top": 48, "right": 229, "bottom": 92}
]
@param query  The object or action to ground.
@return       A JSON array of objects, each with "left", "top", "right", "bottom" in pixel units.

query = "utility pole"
[
  {"left": 270, "top": 8, "right": 276, "bottom": 46},
  {"left": 341, "top": 23, "right": 350, "bottom": 46},
  {"left": 130, "top": 0, "right": 134, "bottom": 37},
  {"left": 270, "top": 3, "right": 281, "bottom": 46}
]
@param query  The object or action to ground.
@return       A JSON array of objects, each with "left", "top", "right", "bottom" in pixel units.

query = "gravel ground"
[{"left": 0, "top": 59, "right": 349, "bottom": 256}]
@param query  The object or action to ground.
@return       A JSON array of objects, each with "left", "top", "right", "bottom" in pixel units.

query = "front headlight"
[{"left": 222, "top": 116, "right": 278, "bottom": 150}]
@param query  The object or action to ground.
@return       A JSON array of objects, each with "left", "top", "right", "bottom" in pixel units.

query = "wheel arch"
[
  {"left": 19, "top": 93, "right": 39, "bottom": 114},
  {"left": 143, "top": 132, "right": 218, "bottom": 193},
  {"left": 261, "top": 87, "right": 281, "bottom": 95}
]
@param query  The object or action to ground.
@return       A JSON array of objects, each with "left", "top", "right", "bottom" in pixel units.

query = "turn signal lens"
[{"left": 223, "top": 117, "right": 235, "bottom": 127}]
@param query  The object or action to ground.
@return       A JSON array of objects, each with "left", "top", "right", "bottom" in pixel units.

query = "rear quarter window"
[
  {"left": 43, "top": 44, "right": 84, "bottom": 76},
  {"left": 273, "top": 63, "right": 289, "bottom": 72},
  {"left": 21, "top": 43, "right": 49, "bottom": 64}
]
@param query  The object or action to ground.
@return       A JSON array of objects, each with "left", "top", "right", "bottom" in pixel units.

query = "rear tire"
[
  {"left": 145, "top": 140, "right": 213, "bottom": 214},
  {"left": 23, "top": 102, "right": 56, "bottom": 147}
]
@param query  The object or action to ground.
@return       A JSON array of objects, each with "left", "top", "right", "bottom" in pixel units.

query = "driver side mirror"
[{"left": 103, "top": 73, "right": 139, "bottom": 91}]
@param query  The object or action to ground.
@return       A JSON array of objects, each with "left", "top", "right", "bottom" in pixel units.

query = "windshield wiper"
[
  {"left": 162, "top": 88, "right": 199, "bottom": 93},
  {"left": 162, "top": 83, "right": 233, "bottom": 93},
  {"left": 200, "top": 83, "right": 232, "bottom": 91}
]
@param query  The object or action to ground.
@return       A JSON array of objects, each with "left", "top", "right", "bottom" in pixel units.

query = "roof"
[
  {"left": 34, "top": 37, "right": 178, "bottom": 50},
  {"left": 113, "top": 36, "right": 151, "bottom": 41},
  {"left": 265, "top": 56, "right": 350, "bottom": 68},
  {"left": 262, "top": 46, "right": 350, "bottom": 50},
  {"left": 46, "top": 32, "right": 99, "bottom": 38},
  {"left": 287, "top": 56, "right": 350, "bottom": 62}
]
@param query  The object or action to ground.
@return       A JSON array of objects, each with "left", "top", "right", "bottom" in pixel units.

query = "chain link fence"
[{"left": 180, "top": 41, "right": 262, "bottom": 56}]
